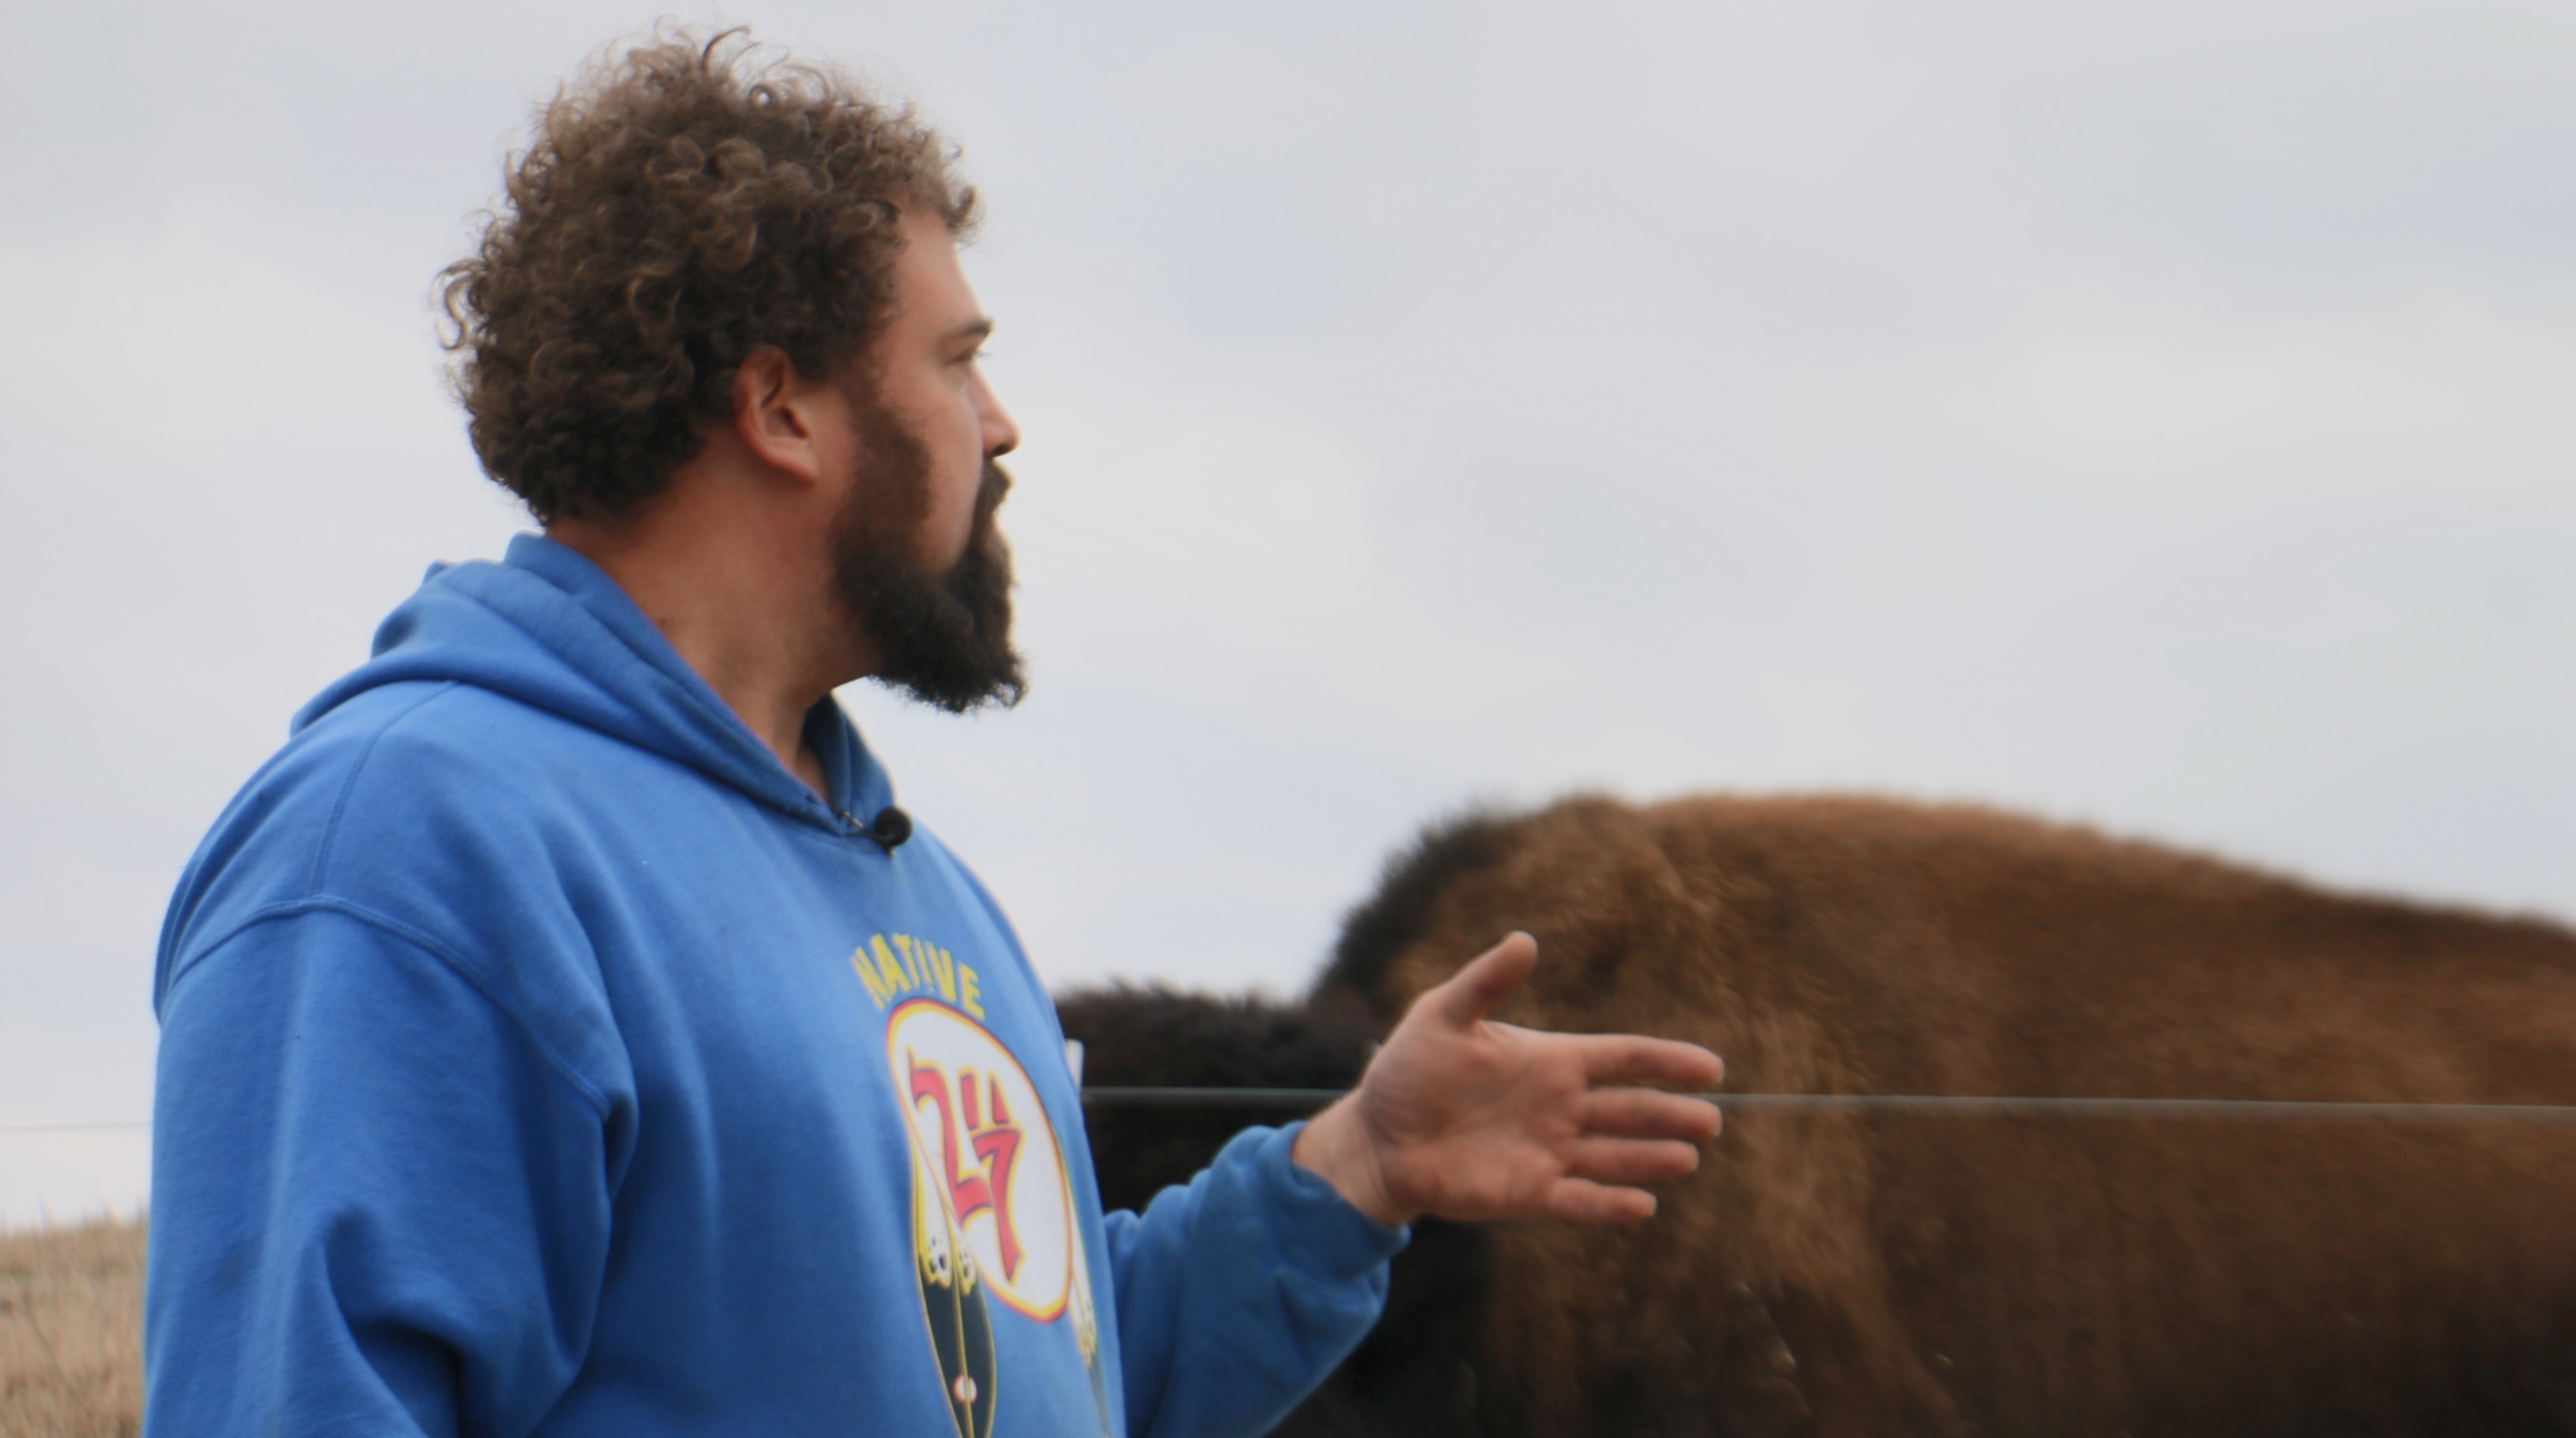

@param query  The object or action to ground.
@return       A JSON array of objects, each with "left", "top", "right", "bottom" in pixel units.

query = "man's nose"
[{"left": 979, "top": 377, "right": 1021, "bottom": 459}]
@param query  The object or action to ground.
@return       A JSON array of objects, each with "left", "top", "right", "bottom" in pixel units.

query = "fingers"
[
  {"left": 1578, "top": 1034, "right": 1723, "bottom": 1089},
  {"left": 1582, "top": 1087, "right": 1723, "bottom": 1141},
  {"left": 1547, "top": 1133, "right": 1708, "bottom": 1222},
  {"left": 1430, "top": 931, "right": 1539, "bottom": 1026},
  {"left": 1567, "top": 1135, "right": 1702, "bottom": 1185},
  {"left": 1544, "top": 1176, "right": 1660, "bottom": 1224}
]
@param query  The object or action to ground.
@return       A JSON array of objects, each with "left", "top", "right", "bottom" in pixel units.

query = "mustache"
[
  {"left": 957, "top": 459, "right": 1014, "bottom": 589},
  {"left": 973, "top": 460, "right": 1011, "bottom": 524}
]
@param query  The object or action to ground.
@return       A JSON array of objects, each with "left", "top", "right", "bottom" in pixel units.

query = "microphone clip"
[{"left": 842, "top": 805, "right": 912, "bottom": 852}]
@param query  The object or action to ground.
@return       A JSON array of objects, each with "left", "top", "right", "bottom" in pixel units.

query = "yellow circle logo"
[{"left": 886, "top": 998, "right": 1076, "bottom": 1321}]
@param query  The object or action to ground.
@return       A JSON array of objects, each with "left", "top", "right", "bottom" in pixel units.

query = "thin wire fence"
[
  {"left": 1080, "top": 1088, "right": 2576, "bottom": 1125},
  {"left": 17, "top": 1091, "right": 2576, "bottom": 1135}
]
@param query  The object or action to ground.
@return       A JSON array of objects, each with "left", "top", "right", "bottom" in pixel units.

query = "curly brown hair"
[{"left": 438, "top": 27, "right": 978, "bottom": 523}]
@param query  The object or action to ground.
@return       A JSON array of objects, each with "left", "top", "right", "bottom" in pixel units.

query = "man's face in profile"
[{"left": 828, "top": 210, "right": 1026, "bottom": 714}]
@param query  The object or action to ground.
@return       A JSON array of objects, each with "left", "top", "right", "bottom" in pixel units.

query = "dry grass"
[{"left": 1, "top": 1216, "right": 144, "bottom": 1438}]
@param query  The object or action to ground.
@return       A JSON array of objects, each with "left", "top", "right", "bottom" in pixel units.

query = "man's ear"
[{"left": 730, "top": 347, "right": 840, "bottom": 487}]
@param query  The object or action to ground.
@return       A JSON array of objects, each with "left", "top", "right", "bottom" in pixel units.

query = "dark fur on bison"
[{"left": 1058, "top": 793, "right": 2576, "bottom": 1437}]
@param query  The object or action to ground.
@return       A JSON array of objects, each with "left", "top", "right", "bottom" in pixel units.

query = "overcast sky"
[{"left": 4, "top": 0, "right": 2571, "bottom": 1224}]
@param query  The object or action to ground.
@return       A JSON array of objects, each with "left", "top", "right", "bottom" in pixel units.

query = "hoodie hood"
[{"left": 295, "top": 532, "right": 889, "bottom": 832}]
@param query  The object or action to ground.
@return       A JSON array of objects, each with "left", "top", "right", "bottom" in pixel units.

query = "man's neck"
[{"left": 548, "top": 476, "right": 865, "bottom": 799}]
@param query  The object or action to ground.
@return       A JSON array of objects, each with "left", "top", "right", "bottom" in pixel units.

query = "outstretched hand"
[{"left": 1292, "top": 932, "right": 1723, "bottom": 1227}]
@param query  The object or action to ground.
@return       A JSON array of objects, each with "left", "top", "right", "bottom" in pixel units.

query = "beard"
[{"left": 828, "top": 401, "right": 1026, "bottom": 714}]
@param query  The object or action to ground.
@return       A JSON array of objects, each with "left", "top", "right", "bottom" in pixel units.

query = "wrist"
[{"left": 1291, "top": 1098, "right": 1414, "bottom": 1228}]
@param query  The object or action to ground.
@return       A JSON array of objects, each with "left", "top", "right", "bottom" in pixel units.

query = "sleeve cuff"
[{"left": 1258, "top": 1120, "right": 1410, "bottom": 1279}]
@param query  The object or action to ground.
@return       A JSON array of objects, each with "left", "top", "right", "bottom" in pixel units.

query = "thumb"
[{"left": 1433, "top": 931, "right": 1539, "bottom": 1026}]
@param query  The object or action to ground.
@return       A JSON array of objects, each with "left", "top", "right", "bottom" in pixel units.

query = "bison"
[{"left": 1059, "top": 793, "right": 2576, "bottom": 1436}]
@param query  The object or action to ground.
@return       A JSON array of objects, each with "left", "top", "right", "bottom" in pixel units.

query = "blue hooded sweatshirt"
[{"left": 146, "top": 534, "right": 1403, "bottom": 1438}]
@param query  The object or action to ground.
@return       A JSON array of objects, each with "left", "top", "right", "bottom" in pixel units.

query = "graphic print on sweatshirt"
[{"left": 855, "top": 932, "right": 1111, "bottom": 1438}]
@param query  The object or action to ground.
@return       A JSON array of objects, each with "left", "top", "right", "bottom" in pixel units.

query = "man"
[{"left": 145, "top": 29, "right": 1722, "bottom": 1437}]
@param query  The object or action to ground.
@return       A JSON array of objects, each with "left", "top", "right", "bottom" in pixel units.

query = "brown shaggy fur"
[
  {"left": 1334, "top": 794, "right": 2576, "bottom": 1436},
  {"left": 1067, "top": 793, "right": 2576, "bottom": 1436},
  {"left": 1055, "top": 986, "right": 1378, "bottom": 1213}
]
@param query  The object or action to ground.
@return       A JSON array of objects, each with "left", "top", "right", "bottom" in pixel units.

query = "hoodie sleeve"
[
  {"left": 1104, "top": 1123, "right": 1407, "bottom": 1438},
  {"left": 145, "top": 903, "right": 618, "bottom": 1437}
]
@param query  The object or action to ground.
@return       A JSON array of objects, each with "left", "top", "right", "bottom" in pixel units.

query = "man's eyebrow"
[{"left": 943, "top": 318, "right": 996, "bottom": 346}]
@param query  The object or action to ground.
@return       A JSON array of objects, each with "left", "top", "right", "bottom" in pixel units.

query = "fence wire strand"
[
  {"left": 1076, "top": 1087, "right": 2576, "bottom": 1125},
  {"left": 16, "top": 1094, "right": 2576, "bottom": 1135}
]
